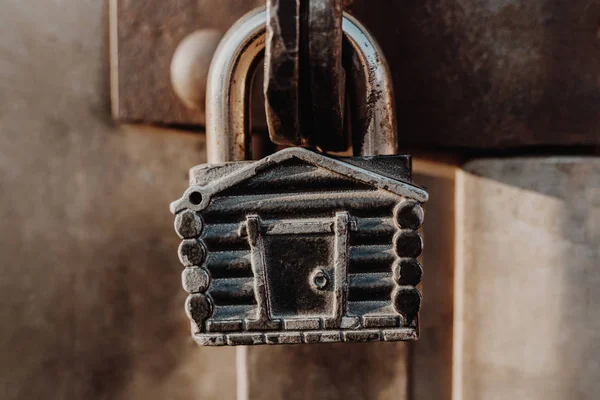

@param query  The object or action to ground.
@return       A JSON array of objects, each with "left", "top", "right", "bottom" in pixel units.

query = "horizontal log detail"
[
  {"left": 206, "top": 251, "right": 253, "bottom": 277},
  {"left": 207, "top": 246, "right": 395, "bottom": 272},
  {"left": 209, "top": 278, "right": 256, "bottom": 305},
  {"left": 355, "top": 217, "right": 395, "bottom": 233},
  {"left": 348, "top": 273, "right": 394, "bottom": 301},
  {"left": 347, "top": 300, "right": 396, "bottom": 316},
  {"left": 206, "top": 217, "right": 396, "bottom": 239},
  {"left": 212, "top": 304, "right": 257, "bottom": 321},
  {"left": 203, "top": 223, "right": 248, "bottom": 248},
  {"left": 351, "top": 218, "right": 396, "bottom": 244},
  {"left": 209, "top": 273, "right": 394, "bottom": 305},
  {"left": 349, "top": 245, "right": 396, "bottom": 273},
  {"left": 349, "top": 273, "right": 394, "bottom": 291},
  {"left": 204, "top": 191, "right": 398, "bottom": 220},
  {"left": 206, "top": 245, "right": 396, "bottom": 278}
]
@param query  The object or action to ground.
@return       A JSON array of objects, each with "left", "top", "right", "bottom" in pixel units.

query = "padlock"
[{"left": 170, "top": 7, "right": 429, "bottom": 346}]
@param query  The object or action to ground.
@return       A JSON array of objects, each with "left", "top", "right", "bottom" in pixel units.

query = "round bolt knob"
[{"left": 171, "top": 29, "right": 223, "bottom": 112}]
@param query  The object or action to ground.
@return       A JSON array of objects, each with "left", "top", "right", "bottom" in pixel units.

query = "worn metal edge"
[{"left": 193, "top": 328, "right": 418, "bottom": 346}]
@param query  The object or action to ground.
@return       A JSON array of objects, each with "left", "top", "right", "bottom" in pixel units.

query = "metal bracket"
[{"left": 109, "top": 0, "right": 263, "bottom": 127}]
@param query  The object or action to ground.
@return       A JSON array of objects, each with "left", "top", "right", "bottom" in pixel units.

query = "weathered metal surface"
[
  {"left": 171, "top": 148, "right": 427, "bottom": 346},
  {"left": 305, "top": 0, "right": 346, "bottom": 150},
  {"left": 112, "top": 0, "right": 600, "bottom": 150},
  {"left": 110, "top": 0, "right": 264, "bottom": 128},
  {"left": 181, "top": 6, "right": 427, "bottom": 346},
  {"left": 206, "top": 7, "right": 398, "bottom": 162},
  {"left": 264, "top": 0, "right": 303, "bottom": 145},
  {"left": 349, "top": 0, "right": 600, "bottom": 150},
  {"left": 205, "top": 7, "right": 267, "bottom": 162},
  {"left": 264, "top": 0, "right": 345, "bottom": 149},
  {"left": 343, "top": 12, "right": 398, "bottom": 156}
]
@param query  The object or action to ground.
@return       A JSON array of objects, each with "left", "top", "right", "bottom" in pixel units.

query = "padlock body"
[{"left": 171, "top": 148, "right": 427, "bottom": 346}]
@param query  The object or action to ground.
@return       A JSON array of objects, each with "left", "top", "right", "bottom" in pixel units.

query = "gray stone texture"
[{"left": 0, "top": 1, "right": 235, "bottom": 399}]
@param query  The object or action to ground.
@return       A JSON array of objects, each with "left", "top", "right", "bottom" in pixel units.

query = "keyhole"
[{"left": 310, "top": 268, "right": 329, "bottom": 290}]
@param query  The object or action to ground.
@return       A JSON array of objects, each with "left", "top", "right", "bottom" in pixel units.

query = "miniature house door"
[
  {"left": 244, "top": 212, "right": 349, "bottom": 330},
  {"left": 265, "top": 234, "right": 333, "bottom": 319}
]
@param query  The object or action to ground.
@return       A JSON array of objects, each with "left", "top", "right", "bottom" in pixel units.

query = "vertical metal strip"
[
  {"left": 332, "top": 212, "right": 350, "bottom": 327},
  {"left": 244, "top": 215, "right": 280, "bottom": 331},
  {"left": 245, "top": 215, "right": 269, "bottom": 326}
]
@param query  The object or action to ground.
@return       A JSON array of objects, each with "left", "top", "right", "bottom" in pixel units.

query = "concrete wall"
[{"left": 0, "top": 1, "right": 235, "bottom": 399}]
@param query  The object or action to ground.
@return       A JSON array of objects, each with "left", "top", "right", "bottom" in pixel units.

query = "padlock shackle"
[
  {"left": 206, "top": 8, "right": 265, "bottom": 163},
  {"left": 342, "top": 13, "right": 399, "bottom": 156},
  {"left": 206, "top": 7, "right": 398, "bottom": 163}
]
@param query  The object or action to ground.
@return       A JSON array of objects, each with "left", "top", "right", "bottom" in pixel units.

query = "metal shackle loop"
[{"left": 206, "top": 7, "right": 398, "bottom": 163}]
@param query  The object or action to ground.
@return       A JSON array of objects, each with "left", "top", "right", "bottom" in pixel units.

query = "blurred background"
[{"left": 0, "top": 0, "right": 598, "bottom": 399}]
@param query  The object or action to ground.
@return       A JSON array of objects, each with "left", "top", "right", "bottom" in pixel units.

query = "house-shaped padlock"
[{"left": 171, "top": 147, "right": 428, "bottom": 346}]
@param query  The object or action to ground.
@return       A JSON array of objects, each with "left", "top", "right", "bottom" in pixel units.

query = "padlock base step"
[{"left": 193, "top": 328, "right": 418, "bottom": 346}]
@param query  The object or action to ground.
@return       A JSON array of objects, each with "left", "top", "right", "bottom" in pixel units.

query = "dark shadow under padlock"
[{"left": 170, "top": 6, "right": 429, "bottom": 346}]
